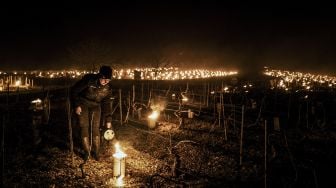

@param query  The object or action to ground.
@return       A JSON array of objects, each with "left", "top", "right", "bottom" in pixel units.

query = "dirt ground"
[
  {"left": 2, "top": 84, "right": 336, "bottom": 187},
  {"left": 3, "top": 114, "right": 336, "bottom": 187}
]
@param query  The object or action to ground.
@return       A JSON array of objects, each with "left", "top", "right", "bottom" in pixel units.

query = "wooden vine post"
[
  {"left": 239, "top": 105, "right": 245, "bottom": 166},
  {"left": 264, "top": 120, "right": 267, "bottom": 188},
  {"left": 119, "top": 89, "right": 123, "bottom": 125},
  {"left": 66, "top": 88, "right": 74, "bottom": 166}
]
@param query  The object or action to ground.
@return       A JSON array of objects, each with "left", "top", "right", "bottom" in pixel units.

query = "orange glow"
[
  {"left": 113, "top": 142, "right": 127, "bottom": 159},
  {"left": 148, "top": 110, "right": 159, "bottom": 120},
  {"left": 113, "top": 142, "right": 127, "bottom": 187}
]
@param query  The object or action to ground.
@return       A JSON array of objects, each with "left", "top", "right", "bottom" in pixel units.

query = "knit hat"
[{"left": 99, "top": 65, "right": 112, "bottom": 79}]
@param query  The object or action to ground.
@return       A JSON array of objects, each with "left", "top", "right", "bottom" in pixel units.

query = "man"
[{"left": 71, "top": 65, "right": 113, "bottom": 161}]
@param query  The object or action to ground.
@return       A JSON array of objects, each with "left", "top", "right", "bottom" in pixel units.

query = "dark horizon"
[{"left": 1, "top": 2, "right": 336, "bottom": 75}]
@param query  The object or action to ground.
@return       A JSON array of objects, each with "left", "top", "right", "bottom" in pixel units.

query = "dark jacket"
[{"left": 71, "top": 74, "right": 113, "bottom": 108}]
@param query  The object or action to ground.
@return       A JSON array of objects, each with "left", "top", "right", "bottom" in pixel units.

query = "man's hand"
[{"left": 75, "top": 106, "right": 82, "bottom": 115}]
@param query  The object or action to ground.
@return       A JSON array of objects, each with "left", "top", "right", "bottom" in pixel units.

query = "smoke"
[{"left": 150, "top": 96, "right": 167, "bottom": 112}]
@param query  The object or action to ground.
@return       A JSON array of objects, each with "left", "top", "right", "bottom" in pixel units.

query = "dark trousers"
[{"left": 77, "top": 104, "right": 101, "bottom": 138}]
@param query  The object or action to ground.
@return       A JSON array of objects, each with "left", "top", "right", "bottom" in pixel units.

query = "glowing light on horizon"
[{"left": 264, "top": 68, "right": 336, "bottom": 91}]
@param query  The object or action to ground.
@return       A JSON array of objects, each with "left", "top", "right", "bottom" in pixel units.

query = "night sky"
[{"left": 1, "top": 1, "right": 336, "bottom": 74}]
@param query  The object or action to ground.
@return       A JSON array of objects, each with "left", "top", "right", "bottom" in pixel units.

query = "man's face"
[{"left": 99, "top": 78, "right": 110, "bottom": 86}]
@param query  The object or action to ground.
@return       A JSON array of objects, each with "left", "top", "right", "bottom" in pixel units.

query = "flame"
[
  {"left": 181, "top": 95, "right": 188, "bottom": 102},
  {"left": 113, "top": 142, "right": 127, "bottom": 159},
  {"left": 148, "top": 110, "right": 159, "bottom": 120},
  {"left": 15, "top": 80, "right": 21, "bottom": 86},
  {"left": 31, "top": 98, "right": 42, "bottom": 104}
]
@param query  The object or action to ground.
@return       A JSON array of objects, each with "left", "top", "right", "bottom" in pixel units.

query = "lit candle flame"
[
  {"left": 113, "top": 142, "right": 127, "bottom": 159},
  {"left": 31, "top": 98, "right": 42, "bottom": 104},
  {"left": 148, "top": 110, "right": 159, "bottom": 120},
  {"left": 15, "top": 80, "right": 21, "bottom": 86},
  {"left": 181, "top": 93, "right": 188, "bottom": 102}
]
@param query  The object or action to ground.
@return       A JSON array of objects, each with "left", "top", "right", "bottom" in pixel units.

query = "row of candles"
[
  {"left": 117, "top": 67, "right": 238, "bottom": 80},
  {"left": 2, "top": 67, "right": 336, "bottom": 92},
  {"left": 0, "top": 67, "right": 238, "bottom": 80},
  {"left": 263, "top": 67, "right": 336, "bottom": 90},
  {"left": 0, "top": 75, "right": 34, "bottom": 91}
]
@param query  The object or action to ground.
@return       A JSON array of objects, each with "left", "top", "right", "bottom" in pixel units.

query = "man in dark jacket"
[{"left": 71, "top": 65, "right": 113, "bottom": 161}]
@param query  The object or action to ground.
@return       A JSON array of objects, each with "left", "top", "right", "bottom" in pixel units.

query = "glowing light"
[
  {"left": 113, "top": 142, "right": 127, "bottom": 159},
  {"left": 181, "top": 92, "right": 188, "bottom": 102},
  {"left": 15, "top": 80, "right": 21, "bottom": 86},
  {"left": 182, "top": 97, "right": 188, "bottom": 102},
  {"left": 31, "top": 98, "right": 42, "bottom": 104},
  {"left": 264, "top": 68, "right": 336, "bottom": 91},
  {"left": 113, "top": 142, "right": 127, "bottom": 187},
  {"left": 114, "top": 67, "right": 238, "bottom": 80},
  {"left": 148, "top": 110, "right": 159, "bottom": 120}
]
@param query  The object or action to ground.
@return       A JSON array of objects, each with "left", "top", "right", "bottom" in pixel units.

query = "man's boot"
[
  {"left": 82, "top": 137, "right": 90, "bottom": 161},
  {"left": 92, "top": 136, "right": 100, "bottom": 161}
]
